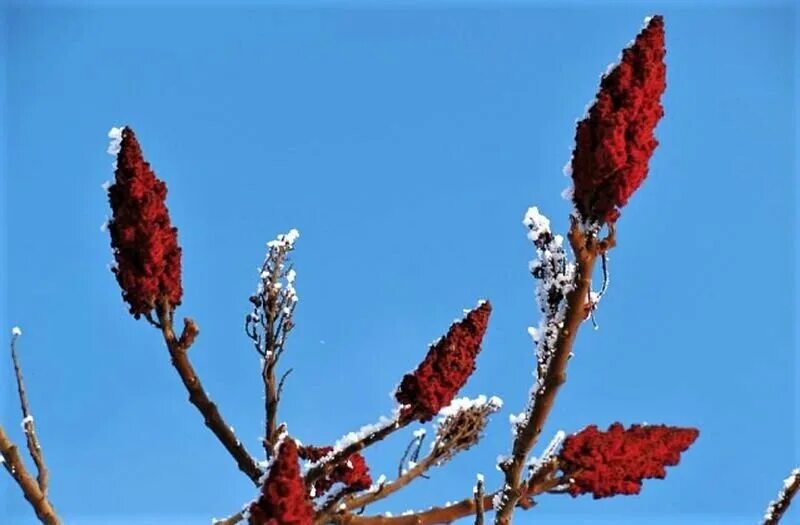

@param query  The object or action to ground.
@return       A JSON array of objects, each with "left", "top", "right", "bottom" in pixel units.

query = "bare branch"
[
  {"left": 277, "top": 368, "right": 293, "bottom": 403},
  {"left": 155, "top": 301, "right": 262, "bottom": 485},
  {"left": 10, "top": 331, "right": 49, "bottom": 494},
  {"left": 397, "top": 432, "right": 425, "bottom": 478}
]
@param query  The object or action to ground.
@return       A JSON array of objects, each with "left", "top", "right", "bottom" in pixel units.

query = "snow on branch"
[
  {"left": 305, "top": 408, "right": 405, "bottom": 475},
  {"left": 763, "top": 467, "right": 800, "bottom": 525},
  {"left": 526, "top": 430, "right": 565, "bottom": 478},
  {"left": 518, "top": 207, "right": 575, "bottom": 433},
  {"left": 246, "top": 228, "right": 301, "bottom": 457},
  {"left": 247, "top": 228, "right": 301, "bottom": 359}
]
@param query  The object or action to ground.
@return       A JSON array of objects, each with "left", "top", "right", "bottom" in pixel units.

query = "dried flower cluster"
[
  {"left": 558, "top": 422, "right": 699, "bottom": 499},
  {"left": 395, "top": 301, "right": 492, "bottom": 422},
  {"left": 299, "top": 445, "right": 372, "bottom": 495},
  {"left": 431, "top": 395, "right": 503, "bottom": 465},
  {"left": 249, "top": 439, "right": 314, "bottom": 525},
  {"left": 569, "top": 15, "right": 667, "bottom": 224},
  {"left": 106, "top": 126, "right": 183, "bottom": 318}
]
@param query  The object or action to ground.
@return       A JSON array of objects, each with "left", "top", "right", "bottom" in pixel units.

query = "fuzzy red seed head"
[
  {"left": 570, "top": 16, "right": 666, "bottom": 224},
  {"left": 249, "top": 438, "right": 314, "bottom": 525},
  {"left": 395, "top": 301, "right": 492, "bottom": 422},
  {"left": 298, "top": 445, "right": 372, "bottom": 495},
  {"left": 558, "top": 422, "right": 699, "bottom": 499},
  {"left": 107, "top": 127, "right": 183, "bottom": 318}
]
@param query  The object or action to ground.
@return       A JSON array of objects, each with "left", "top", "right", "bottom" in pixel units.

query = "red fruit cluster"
[
  {"left": 395, "top": 302, "right": 492, "bottom": 422},
  {"left": 107, "top": 127, "right": 182, "bottom": 318},
  {"left": 570, "top": 16, "right": 666, "bottom": 224},
  {"left": 298, "top": 445, "right": 372, "bottom": 494},
  {"left": 249, "top": 439, "right": 314, "bottom": 525},
  {"left": 559, "top": 422, "right": 699, "bottom": 499}
]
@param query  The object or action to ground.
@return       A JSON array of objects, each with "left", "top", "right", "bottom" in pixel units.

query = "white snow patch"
[
  {"left": 107, "top": 126, "right": 124, "bottom": 156},
  {"left": 763, "top": 467, "right": 800, "bottom": 524}
]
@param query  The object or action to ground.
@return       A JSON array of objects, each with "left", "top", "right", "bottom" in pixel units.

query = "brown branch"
[
  {"left": 329, "top": 466, "right": 562, "bottom": 525},
  {"left": 305, "top": 412, "right": 413, "bottom": 490},
  {"left": 0, "top": 425, "right": 60, "bottom": 524},
  {"left": 10, "top": 332, "right": 49, "bottom": 494},
  {"left": 340, "top": 453, "right": 436, "bottom": 514},
  {"left": 473, "top": 478, "right": 485, "bottom": 525},
  {"left": 763, "top": 467, "right": 800, "bottom": 525},
  {"left": 248, "top": 242, "right": 297, "bottom": 459},
  {"left": 494, "top": 219, "right": 615, "bottom": 524},
  {"left": 263, "top": 357, "right": 279, "bottom": 457},
  {"left": 155, "top": 302, "right": 262, "bottom": 485}
]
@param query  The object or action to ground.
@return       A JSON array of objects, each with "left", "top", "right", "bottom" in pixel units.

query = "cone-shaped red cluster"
[
  {"left": 298, "top": 445, "right": 372, "bottom": 495},
  {"left": 395, "top": 302, "right": 492, "bottom": 422},
  {"left": 107, "top": 127, "right": 182, "bottom": 318},
  {"left": 559, "top": 422, "right": 698, "bottom": 499},
  {"left": 249, "top": 439, "right": 314, "bottom": 525},
  {"left": 570, "top": 16, "right": 666, "bottom": 224}
]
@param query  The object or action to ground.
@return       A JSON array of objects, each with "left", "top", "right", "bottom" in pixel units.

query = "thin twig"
[
  {"left": 397, "top": 433, "right": 424, "bottom": 478},
  {"left": 473, "top": 478, "right": 485, "bottom": 525},
  {"left": 10, "top": 332, "right": 49, "bottom": 494},
  {"left": 277, "top": 368, "right": 293, "bottom": 403}
]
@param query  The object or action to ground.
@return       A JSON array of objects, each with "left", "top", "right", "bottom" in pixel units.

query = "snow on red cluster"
[
  {"left": 249, "top": 438, "right": 314, "bottom": 525},
  {"left": 298, "top": 445, "right": 372, "bottom": 494},
  {"left": 107, "top": 127, "right": 183, "bottom": 318},
  {"left": 395, "top": 301, "right": 492, "bottom": 422},
  {"left": 570, "top": 16, "right": 666, "bottom": 224},
  {"left": 558, "top": 422, "right": 699, "bottom": 499}
]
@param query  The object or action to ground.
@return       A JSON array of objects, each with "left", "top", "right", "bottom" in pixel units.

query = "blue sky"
[{"left": 1, "top": 1, "right": 797, "bottom": 524}]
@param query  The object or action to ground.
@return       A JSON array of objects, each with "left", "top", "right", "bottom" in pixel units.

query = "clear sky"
[{"left": 1, "top": 1, "right": 797, "bottom": 524}]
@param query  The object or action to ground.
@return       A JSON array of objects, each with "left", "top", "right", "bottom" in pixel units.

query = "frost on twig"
[
  {"left": 247, "top": 228, "right": 300, "bottom": 360},
  {"left": 305, "top": 408, "right": 405, "bottom": 477},
  {"left": 246, "top": 228, "right": 300, "bottom": 457},
  {"left": 1, "top": 328, "right": 60, "bottom": 524},
  {"left": 526, "top": 430, "right": 565, "bottom": 480},
  {"left": 519, "top": 207, "right": 574, "bottom": 432},
  {"left": 9, "top": 327, "right": 50, "bottom": 496},
  {"left": 763, "top": 467, "right": 800, "bottom": 525}
]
